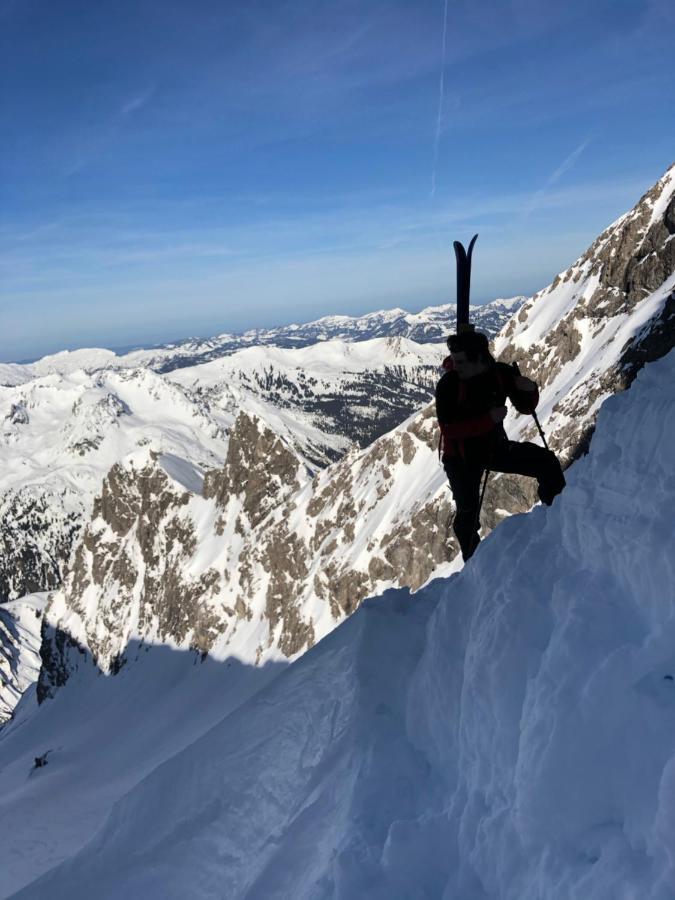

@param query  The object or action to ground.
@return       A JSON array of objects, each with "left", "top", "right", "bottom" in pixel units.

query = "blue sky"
[{"left": 1, "top": 0, "right": 674, "bottom": 361}]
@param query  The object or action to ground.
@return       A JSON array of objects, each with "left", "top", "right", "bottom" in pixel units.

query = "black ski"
[{"left": 453, "top": 233, "right": 478, "bottom": 332}]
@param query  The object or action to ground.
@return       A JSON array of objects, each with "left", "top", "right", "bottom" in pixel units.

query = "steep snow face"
[
  {"left": 0, "top": 594, "right": 47, "bottom": 725},
  {"left": 495, "top": 162, "right": 675, "bottom": 460},
  {"left": 4, "top": 349, "right": 674, "bottom": 900}
]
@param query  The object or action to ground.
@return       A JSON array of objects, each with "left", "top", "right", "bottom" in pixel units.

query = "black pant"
[{"left": 443, "top": 439, "right": 566, "bottom": 561}]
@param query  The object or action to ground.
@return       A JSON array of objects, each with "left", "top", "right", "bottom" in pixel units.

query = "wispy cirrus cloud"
[
  {"left": 120, "top": 86, "right": 156, "bottom": 117},
  {"left": 524, "top": 138, "right": 592, "bottom": 217},
  {"left": 1, "top": 173, "right": 650, "bottom": 290},
  {"left": 64, "top": 86, "right": 156, "bottom": 176}
]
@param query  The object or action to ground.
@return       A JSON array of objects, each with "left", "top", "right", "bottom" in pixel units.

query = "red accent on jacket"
[{"left": 435, "top": 362, "right": 539, "bottom": 461}]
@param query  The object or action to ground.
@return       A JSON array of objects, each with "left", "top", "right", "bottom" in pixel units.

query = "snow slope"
[
  {"left": 4, "top": 349, "right": 674, "bottom": 899},
  {"left": 0, "top": 594, "right": 47, "bottom": 724}
]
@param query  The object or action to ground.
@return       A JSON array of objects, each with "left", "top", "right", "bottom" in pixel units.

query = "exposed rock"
[
  {"left": 203, "top": 411, "right": 303, "bottom": 530},
  {"left": 37, "top": 621, "right": 90, "bottom": 703},
  {"left": 495, "top": 164, "right": 675, "bottom": 463},
  {"left": 5, "top": 403, "right": 29, "bottom": 426},
  {"left": 260, "top": 526, "right": 314, "bottom": 657},
  {"left": 380, "top": 496, "right": 456, "bottom": 591},
  {"left": 0, "top": 489, "right": 82, "bottom": 602}
]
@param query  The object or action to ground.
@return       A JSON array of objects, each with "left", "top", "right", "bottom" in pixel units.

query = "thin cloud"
[
  {"left": 524, "top": 138, "right": 592, "bottom": 216},
  {"left": 120, "top": 87, "right": 156, "bottom": 118},
  {"left": 64, "top": 88, "right": 156, "bottom": 177},
  {"left": 2, "top": 174, "right": 649, "bottom": 291}
]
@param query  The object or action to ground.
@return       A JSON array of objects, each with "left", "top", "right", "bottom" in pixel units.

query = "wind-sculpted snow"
[{"left": 7, "top": 349, "right": 675, "bottom": 899}]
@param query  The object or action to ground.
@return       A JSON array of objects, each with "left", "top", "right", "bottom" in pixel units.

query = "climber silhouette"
[{"left": 436, "top": 329, "right": 566, "bottom": 561}]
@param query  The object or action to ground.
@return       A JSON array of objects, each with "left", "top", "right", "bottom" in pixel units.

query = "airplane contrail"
[
  {"left": 431, "top": 0, "right": 450, "bottom": 198},
  {"left": 524, "top": 138, "right": 592, "bottom": 216}
]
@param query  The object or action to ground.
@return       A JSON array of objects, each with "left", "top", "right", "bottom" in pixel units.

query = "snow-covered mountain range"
[
  {"left": 2, "top": 344, "right": 674, "bottom": 899},
  {"left": 0, "top": 594, "right": 45, "bottom": 725},
  {"left": 0, "top": 337, "right": 447, "bottom": 607},
  {"left": 0, "top": 298, "right": 523, "bottom": 384}
]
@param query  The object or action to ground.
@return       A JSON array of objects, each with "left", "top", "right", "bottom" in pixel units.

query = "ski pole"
[
  {"left": 511, "top": 362, "right": 549, "bottom": 450},
  {"left": 465, "top": 467, "right": 490, "bottom": 561},
  {"left": 476, "top": 467, "right": 490, "bottom": 529},
  {"left": 532, "top": 411, "right": 549, "bottom": 451}
]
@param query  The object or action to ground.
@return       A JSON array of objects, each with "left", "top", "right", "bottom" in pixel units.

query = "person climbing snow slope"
[{"left": 436, "top": 329, "right": 566, "bottom": 561}]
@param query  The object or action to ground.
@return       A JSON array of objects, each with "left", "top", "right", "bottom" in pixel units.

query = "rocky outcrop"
[
  {"left": 496, "top": 163, "right": 675, "bottom": 461},
  {"left": 0, "top": 367, "right": 228, "bottom": 607},
  {"left": 203, "top": 411, "right": 304, "bottom": 529},
  {"left": 0, "top": 488, "right": 82, "bottom": 602},
  {"left": 60, "top": 453, "right": 225, "bottom": 670}
]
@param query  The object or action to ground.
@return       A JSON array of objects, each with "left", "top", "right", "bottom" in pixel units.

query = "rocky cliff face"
[
  {"left": 496, "top": 162, "right": 675, "bottom": 459},
  {"left": 0, "top": 368, "right": 229, "bottom": 605},
  {"left": 37, "top": 412, "right": 312, "bottom": 693}
]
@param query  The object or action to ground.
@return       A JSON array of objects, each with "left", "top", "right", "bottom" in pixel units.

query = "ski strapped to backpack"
[{"left": 453, "top": 233, "right": 478, "bottom": 334}]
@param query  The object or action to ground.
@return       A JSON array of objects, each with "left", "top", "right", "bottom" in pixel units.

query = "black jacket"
[{"left": 436, "top": 360, "right": 539, "bottom": 461}]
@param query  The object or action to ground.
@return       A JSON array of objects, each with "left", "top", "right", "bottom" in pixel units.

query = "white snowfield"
[
  {"left": 2, "top": 349, "right": 674, "bottom": 899},
  {"left": 167, "top": 336, "right": 443, "bottom": 385}
]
